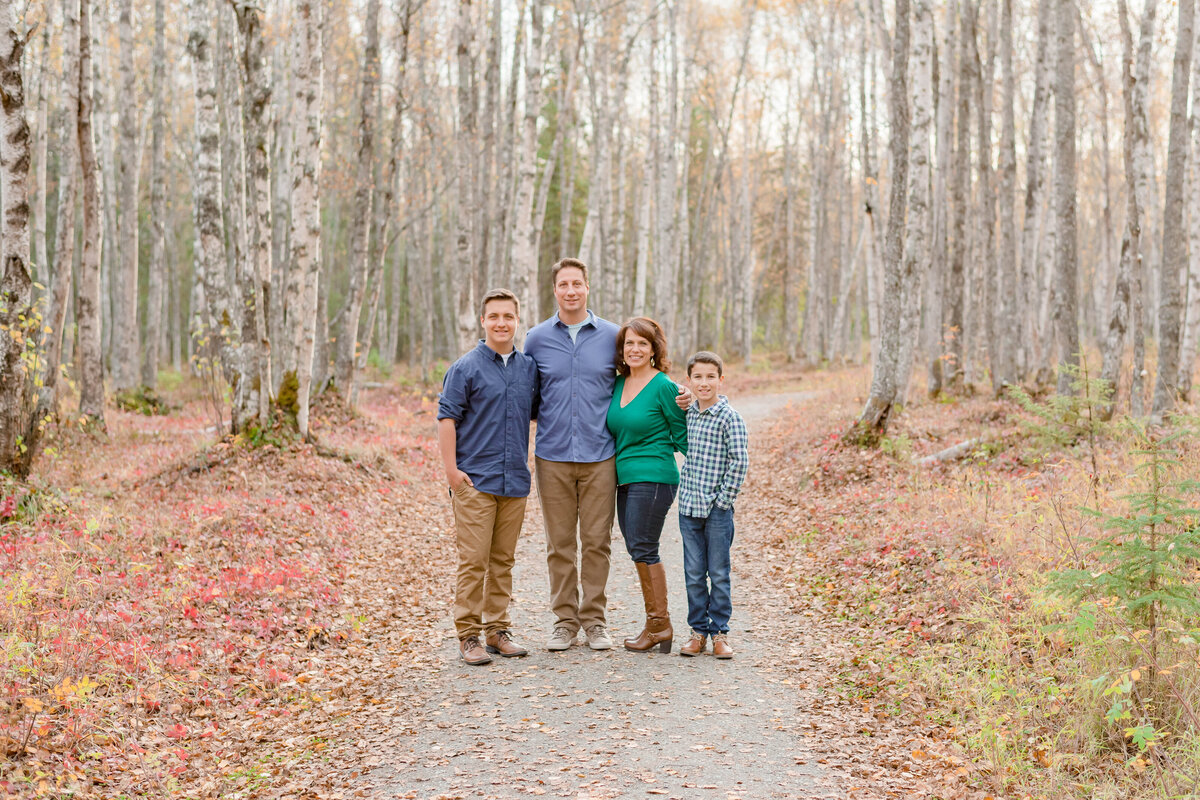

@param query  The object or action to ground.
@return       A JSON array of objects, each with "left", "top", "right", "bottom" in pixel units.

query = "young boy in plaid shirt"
[{"left": 677, "top": 351, "right": 749, "bottom": 659}]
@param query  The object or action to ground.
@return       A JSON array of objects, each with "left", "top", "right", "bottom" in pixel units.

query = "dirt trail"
[{"left": 369, "top": 389, "right": 847, "bottom": 799}]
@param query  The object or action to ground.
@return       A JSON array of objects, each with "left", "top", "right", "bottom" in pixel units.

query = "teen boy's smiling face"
[
  {"left": 482, "top": 300, "right": 519, "bottom": 353},
  {"left": 688, "top": 361, "right": 723, "bottom": 407}
]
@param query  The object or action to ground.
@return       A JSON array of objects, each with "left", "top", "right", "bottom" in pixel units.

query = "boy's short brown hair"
[
  {"left": 480, "top": 288, "right": 520, "bottom": 318},
  {"left": 687, "top": 350, "right": 724, "bottom": 378},
  {"left": 551, "top": 258, "right": 589, "bottom": 285}
]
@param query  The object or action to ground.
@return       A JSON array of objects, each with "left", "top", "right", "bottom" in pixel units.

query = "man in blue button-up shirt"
[
  {"left": 525, "top": 259, "right": 622, "bottom": 652},
  {"left": 438, "top": 289, "right": 539, "bottom": 666}
]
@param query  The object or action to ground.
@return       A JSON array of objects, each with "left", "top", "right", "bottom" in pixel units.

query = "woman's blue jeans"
[
  {"left": 615, "top": 482, "right": 677, "bottom": 565},
  {"left": 679, "top": 505, "right": 735, "bottom": 634}
]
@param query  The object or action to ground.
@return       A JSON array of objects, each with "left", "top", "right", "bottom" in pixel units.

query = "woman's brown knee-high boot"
[{"left": 624, "top": 562, "right": 673, "bottom": 653}]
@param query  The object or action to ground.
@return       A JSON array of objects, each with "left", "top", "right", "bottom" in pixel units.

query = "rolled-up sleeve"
[{"left": 437, "top": 362, "right": 468, "bottom": 422}]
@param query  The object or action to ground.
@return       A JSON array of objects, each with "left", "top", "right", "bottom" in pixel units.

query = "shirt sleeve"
[
  {"left": 661, "top": 378, "right": 688, "bottom": 455},
  {"left": 437, "top": 361, "right": 468, "bottom": 422},
  {"left": 715, "top": 412, "right": 749, "bottom": 509}
]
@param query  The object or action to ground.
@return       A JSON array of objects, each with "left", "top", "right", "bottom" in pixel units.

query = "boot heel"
[{"left": 658, "top": 639, "right": 672, "bottom": 654}]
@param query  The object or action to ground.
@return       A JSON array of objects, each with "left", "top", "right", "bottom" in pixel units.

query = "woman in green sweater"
[{"left": 606, "top": 317, "right": 687, "bottom": 653}]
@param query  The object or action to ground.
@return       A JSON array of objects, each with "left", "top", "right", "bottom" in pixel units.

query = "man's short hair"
[
  {"left": 480, "top": 288, "right": 520, "bottom": 318},
  {"left": 687, "top": 350, "right": 724, "bottom": 377},
  {"left": 551, "top": 258, "right": 589, "bottom": 285}
]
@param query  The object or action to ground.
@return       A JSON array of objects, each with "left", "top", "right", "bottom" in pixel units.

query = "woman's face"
[{"left": 623, "top": 331, "right": 654, "bottom": 371}]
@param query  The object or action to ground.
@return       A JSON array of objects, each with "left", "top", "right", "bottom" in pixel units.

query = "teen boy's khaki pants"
[
  {"left": 535, "top": 457, "right": 617, "bottom": 634},
  {"left": 452, "top": 483, "right": 527, "bottom": 640}
]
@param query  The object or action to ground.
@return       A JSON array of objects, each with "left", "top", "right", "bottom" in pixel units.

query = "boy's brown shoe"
[
  {"left": 711, "top": 633, "right": 733, "bottom": 659},
  {"left": 679, "top": 630, "right": 707, "bottom": 657},
  {"left": 460, "top": 636, "right": 493, "bottom": 666},
  {"left": 485, "top": 630, "right": 528, "bottom": 657}
]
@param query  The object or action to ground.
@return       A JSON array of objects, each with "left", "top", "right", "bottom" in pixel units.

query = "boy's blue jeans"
[{"left": 679, "top": 505, "right": 735, "bottom": 634}]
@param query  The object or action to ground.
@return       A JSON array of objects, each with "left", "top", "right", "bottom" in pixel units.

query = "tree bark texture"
[
  {"left": 143, "top": 0, "right": 167, "bottom": 388},
  {"left": 77, "top": 0, "right": 106, "bottom": 426},
  {"left": 1152, "top": 0, "right": 1194, "bottom": 417},
  {"left": 1051, "top": 0, "right": 1080, "bottom": 395},
  {"left": 0, "top": 2, "right": 35, "bottom": 474},
  {"left": 112, "top": 0, "right": 139, "bottom": 391},
  {"left": 854, "top": 0, "right": 910, "bottom": 439},
  {"left": 290, "top": 0, "right": 323, "bottom": 439}
]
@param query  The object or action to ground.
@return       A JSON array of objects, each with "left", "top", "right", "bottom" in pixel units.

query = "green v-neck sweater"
[{"left": 605, "top": 371, "right": 688, "bottom": 485}]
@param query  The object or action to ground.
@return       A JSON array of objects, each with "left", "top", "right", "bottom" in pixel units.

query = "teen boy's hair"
[
  {"left": 480, "top": 288, "right": 520, "bottom": 318},
  {"left": 551, "top": 257, "right": 589, "bottom": 285},
  {"left": 687, "top": 350, "right": 724, "bottom": 378}
]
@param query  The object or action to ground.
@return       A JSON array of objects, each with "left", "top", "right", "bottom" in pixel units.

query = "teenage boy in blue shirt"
[{"left": 438, "top": 289, "right": 539, "bottom": 666}]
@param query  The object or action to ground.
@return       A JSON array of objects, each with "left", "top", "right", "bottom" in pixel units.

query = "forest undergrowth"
[{"left": 746, "top": 365, "right": 1200, "bottom": 800}]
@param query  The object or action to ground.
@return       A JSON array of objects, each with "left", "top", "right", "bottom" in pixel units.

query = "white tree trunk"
[
  {"left": 1051, "top": 0, "right": 1080, "bottom": 395},
  {"left": 509, "top": 0, "right": 544, "bottom": 327},
  {"left": 896, "top": 0, "right": 933, "bottom": 405},
  {"left": 290, "top": 0, "right": 323, "bottom": 439},
  {"left": 453, "top": 0, "right": 478, "bottom": 353},
  {"left": 233, "top": 0, "right": 274, "bottom": 427},
  {"left": 1153, "top": 0, "right": 1195, "bottom": 416},
  {"left": 334, "top": 0, "right": 380, "bottom": 399},
  {"left": 112, "top": 0, "right": 139, "bottom": 391},
  {"left": 78, "top": 0, "right": 106, "bottom": 426},
  {"left": 0, "top": 1, "right": 35, "bottom": 472},
  {"left": 1179, "top": 7, "right": 1200, "bottom": 397},
  {"left": 855, "top": 0, "right": 910, "bottom": 438},
  {"left": 143, "top": 0, "right": 167, "bottom": 388},
  {"left": 1130, "top": 0, "right": 1159, "bottom": 416}
]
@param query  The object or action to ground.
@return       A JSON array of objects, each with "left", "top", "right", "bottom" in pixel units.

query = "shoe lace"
[
  {"left": 587, "top": 624, "right": 606, "bottom": 636},
  {"left": 494, "top": 630, "right": 512, "bottom": 643},
  {"left": 553, "top": 627, "right": 573, "bottom": 640},
  {"left": 464, "top": 636, "right": 483, "bottom": 650}
]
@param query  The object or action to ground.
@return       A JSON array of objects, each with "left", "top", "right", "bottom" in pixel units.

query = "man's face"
[
  {"left": 688, "top": 362, "right": 723, "bottom": 404},
  {"left": 553, "top": 267, "right": 589, "bottom": 316},
  {"left": 481, "top": 300, "right": 519, "bottom": 349}
]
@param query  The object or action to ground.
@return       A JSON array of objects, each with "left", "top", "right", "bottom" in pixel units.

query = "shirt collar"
[
  {"left": 476, "top": 340, "right": 514, "bottom": 361},
  {"left": 695, "top": 396, "right": 729, "bottom": 415},
  {"left": 554, "top": 309, "right": 596, "bottom": 329}
]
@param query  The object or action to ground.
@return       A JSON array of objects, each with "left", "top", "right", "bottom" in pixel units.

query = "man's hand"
[
  {"left": 448, "top": 469, "right": 474, "bottom": 492},
  {"left": 675, "top": 384, "right": 694, "bottom": 410}
]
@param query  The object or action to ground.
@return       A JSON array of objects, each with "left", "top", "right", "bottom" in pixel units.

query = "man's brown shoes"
[
  {"left": 459, "top": 636, "right": 492, "bottom": 666},
  {"left": 485, "top": 630, "right": 529, "bottom": 658}
]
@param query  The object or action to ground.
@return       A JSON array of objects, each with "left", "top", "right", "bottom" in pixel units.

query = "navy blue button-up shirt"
[
  {"left": 437, "top": 341, "right": 539, "bottom": 498},
  {"left": 524, "top": 310, "right": 620, "bottom": 463}
]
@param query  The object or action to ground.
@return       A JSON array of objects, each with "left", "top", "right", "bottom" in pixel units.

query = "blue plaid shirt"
[{"left": 678, "top": 397, "right": 749, "bottom": 518}]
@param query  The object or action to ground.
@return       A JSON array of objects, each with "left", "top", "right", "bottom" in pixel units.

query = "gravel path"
[{"left": 370, "top": 390, "right": 845, "bottom": 799}]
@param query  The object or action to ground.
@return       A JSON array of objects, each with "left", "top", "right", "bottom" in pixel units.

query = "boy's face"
[
  {"left": 688, "top": 362, "right": 723, "bottom": 404},
  {"left": 481, "top": 300, "right": 519, "bottom": 350}
]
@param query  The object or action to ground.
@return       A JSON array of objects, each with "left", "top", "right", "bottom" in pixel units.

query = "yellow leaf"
[
  {"left": 22, "top": 697, "right": 43, "bottom": 713},
  {"left": 1130, "top": 669, "right": 1141, "bottom": 682}
]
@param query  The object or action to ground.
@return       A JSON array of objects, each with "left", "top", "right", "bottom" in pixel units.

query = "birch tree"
[
  {"left": 853, "top": 0, "right": 910, "bottom": 439},
  {"left": 78, "top": 0, "right": 106, "bottom": 427},
  {"left": 0, "top": 1, "right": 35, "bottom": 474},
  {"left": 142, "top": 0, "right": 167, "bottom": 388},
  {"left": 1151, "top": 0, "right": 1195, "bottom": 417},
  {"left": 453, "top": 0, "right": 478, "bottom": 352},
  {"left": 334, "top": 0, "right": 380, "bottom": 400},
  {"left": 1179, "top": 12, "right": 1200, "bottom": 398},
  {"left": 510, "top": 0, "right": 544, "bottom": 327},
  {"left": 290, "top": 0, "right": 323, "bottom": 439},
  {"left": 1050, "top": 0, "right": 1080, "bottom": 395},
  {"left": 1100, "top": 0, "right": 1145, "bottom": 417},
  {"left": 112, "top": 0, "right": 139, "bottom": 391},
  {"left": 233, "top": 0, "right": 274, "bottom": 426},
  {"left": 995, "top": 0, "right": 1017, "bottom": 389}
]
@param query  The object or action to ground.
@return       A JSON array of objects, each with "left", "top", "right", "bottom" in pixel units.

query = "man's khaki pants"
[
  {"left": 452, "top": 483, "right": 527, "bottom": 640},
  {"left": 535, "top": 457, "right": 617, "bottom": 634}
]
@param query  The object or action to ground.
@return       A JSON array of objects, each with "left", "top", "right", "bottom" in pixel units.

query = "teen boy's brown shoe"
[
  {"left": 485, "top": 630, "right": 528, "bottom": 657},
  {"left": 460, "top": 636, "right": 493, "bottom": 666},
  {"left": 711, "top": 633, "right": 733, "bottom": 659},
  {"left": 679, "top": 630, "right": 707, "bottom": 657}
]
